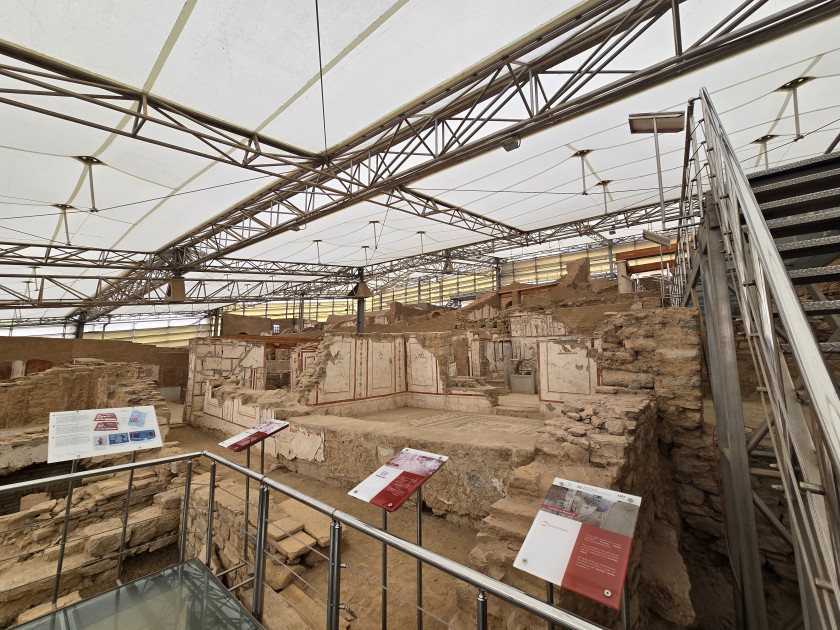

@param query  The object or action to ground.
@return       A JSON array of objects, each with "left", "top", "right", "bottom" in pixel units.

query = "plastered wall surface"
[
  {"left": 538, "top": 336, "right": 601, "bottom": 399},
  {"left": 184, "top": 338, "right": 268, "bottom": 423},
  {"left": 291, "top": 333, "right": 494, "bottom": 416}
]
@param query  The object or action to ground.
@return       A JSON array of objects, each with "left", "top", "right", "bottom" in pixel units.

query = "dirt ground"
[{"left": 167, "top": 423, "right": 479, "bottom": 629}]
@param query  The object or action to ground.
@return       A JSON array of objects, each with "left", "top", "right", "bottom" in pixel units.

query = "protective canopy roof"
[{"left": 0, "top": 0, "right": 838, "bottom": 322}]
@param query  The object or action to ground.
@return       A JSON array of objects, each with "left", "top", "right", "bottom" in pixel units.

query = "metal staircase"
[{"left": 675, "top": 91, "right": 840, "bottom": 630}]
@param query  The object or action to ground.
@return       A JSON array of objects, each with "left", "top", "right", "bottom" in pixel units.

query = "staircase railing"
[{"left": 681, "top": 87, "right": 840, "bottom": 627}]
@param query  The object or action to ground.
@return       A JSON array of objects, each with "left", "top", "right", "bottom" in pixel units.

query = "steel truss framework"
[
  {"left": 0, "top": 196, "right": 685, "bottom": 311},
  {"left": 0, "top": 0, "right": 836, "bottom": 323}
]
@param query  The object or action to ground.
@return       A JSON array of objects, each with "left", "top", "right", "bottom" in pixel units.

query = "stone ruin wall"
[
  {"left": 0, "top": 360, "right": 171, "bottom": 485},
  {"left": 184, "top": 337, "right": 268, "bottom": 425},
  {"left": 184, "top": 471, "right": 354, "bottom": 630},
  {"left": 0, "top": 337, "right": 188, "bottom": 389},
  {"left": 0, "top": 446, "right": 189, "bottom": 628}
]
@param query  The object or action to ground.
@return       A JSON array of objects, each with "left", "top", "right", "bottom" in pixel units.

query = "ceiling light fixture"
[
  {"left": 628, "top": 111, "right": 685, "bottom": 228},
  {"left": 501, "top": 135, "right": 521, "bottom": 152}
]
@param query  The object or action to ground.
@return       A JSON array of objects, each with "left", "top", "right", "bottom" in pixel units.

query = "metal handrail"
[
  {"left": 698, "top": 87, "right": 840, "bottom": 469},
  {"left": 203, "top": 451, "right": 605, "bottom": 630},
  {"left": 0, "top": 451, "right": 204, "bottom": 495},
  {"left": 693, "top": 87, "right": 840, "bottom": 625},
  {"left": 0, "top": 450, "right": 607, "bottom": 630}
]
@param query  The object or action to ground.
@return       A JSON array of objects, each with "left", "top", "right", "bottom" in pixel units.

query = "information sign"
[
  {"left": 219, "top": 419, "right": 289, "bottom": 452},
  {"left": 348, "top": 447, "right": 448, "bottom": 512},
  {"left": 48, "top": 406, "right": 163, "bottom": 463},
  {"left": 514, "top": 478, "right": 641, "bottom": 609}
]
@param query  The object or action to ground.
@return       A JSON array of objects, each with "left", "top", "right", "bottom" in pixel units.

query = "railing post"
[
  {"left": 476, "top": 590, "right": 488, "bottom": 630},
  {"left": 327, "top": 519, "right": 342, "bottom": 630},
  {"left": 205, "top": 460, "right": 216, "bottom": 567},
  {"left": 116, "top": 450, "right": 137, "bottom": 584},
  {"left": 179, "top": 458, "right": 193, "bottom": 563},
  {"left": 52, "top": 459, "right": 78, "bottom": 606},
  {"left": 251, "top": 484, "right": 269, "bottom": 620}
]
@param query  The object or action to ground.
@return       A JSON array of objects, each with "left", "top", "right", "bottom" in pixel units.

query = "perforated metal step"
[
  {"left": 788, "top": 266, "right": 840, "bottom": 285},
  {"left": 752, "top": 166, "right": 840, "bottom": 199},
  {"left": 776, "top": 235, "right": 840, "bottom": 259},
  {"left": 782, "top": 342, "right": 840, "bottom": 354},
  {"left": 766, "top": 207, "right": 840, "bottom": 238},
  {"left": 760, "top": 187, "right": 840, "bottom": 219},
  {"left": 801, "top": 300, "right": 840, "bottom": 316}
]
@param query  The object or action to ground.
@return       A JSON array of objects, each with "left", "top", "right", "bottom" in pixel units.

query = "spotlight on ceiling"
[
  {"left": 73, "top": 156, "right": 103, "bottom": 165},
  {"left": 501, "top": 135, "right": 521, "bottom": 152},
  {"left": 777, "top": 76, "right": 814, "bottom": 91}
]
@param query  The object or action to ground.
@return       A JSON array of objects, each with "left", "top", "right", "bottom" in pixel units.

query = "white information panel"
[
  {"left": 48, "top": 405, "right": 163, "bottom": 463},
  {"left": 514, "top": 477, "right": 641, "bottom": 610},
  {"left": 349, "top": 447, "right": 448, "bottom": 512}
]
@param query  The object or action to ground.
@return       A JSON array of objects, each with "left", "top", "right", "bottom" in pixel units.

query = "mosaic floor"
[{"left": 407, "top": 412, "right": 542, "bottom": 435}]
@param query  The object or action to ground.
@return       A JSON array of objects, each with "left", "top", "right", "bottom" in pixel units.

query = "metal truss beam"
[
  {"left": 0, "top": 46, "right": 328, "bottom": 186},
  {"left": 379, "top": 187, "right": 525, "bottom": 239},
  {"left": 0, "top": 197, "right": 687, "bottom": 314},
  {"left": 0, "top": 275, "right": 358, "bottom": 310},
  {"left": 151, "top": 0, "right": 833, "bottom": 273},
  {"left": 0, "top": 241, "right": 356, "bottom": 276},
  {"left": 0, "top": 0, "right": 834, "bottom": 323}
]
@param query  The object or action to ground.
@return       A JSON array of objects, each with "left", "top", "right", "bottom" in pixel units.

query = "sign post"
[
  {"left": 349, "top": 447, "right": 449, "bottom": 630},
  {"left": 219, "top": 419, "right": 290, "bottom": 557},
  {"left": 514, "top": 478, "right": 641, "bottom": 615}
]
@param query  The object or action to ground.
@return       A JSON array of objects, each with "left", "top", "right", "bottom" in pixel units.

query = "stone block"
[
  {"left": 16, "top": 591, "right": 81, "bottom": 625},
  {"left": 278, "top": 499, "right": 331, "bottom": 547},
  {"left": 264, "top": 561, "right": 305, "bottom": 592},
  {"left": 266, "top": 517, "right": 304, "bottom": 541},
  {"left": 83, "top": 517, "right": 128, "bottom": 557},
  {"left": 600, "top": 369, "right": 654, "bottom": 389},
  {"left": 275, "top": 531, "right": 317, "bottom": 561}
]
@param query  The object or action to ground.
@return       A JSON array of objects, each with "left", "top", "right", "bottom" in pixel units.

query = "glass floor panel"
[{"left": 17, "top": 558, "right": 263, "bottom": 630}]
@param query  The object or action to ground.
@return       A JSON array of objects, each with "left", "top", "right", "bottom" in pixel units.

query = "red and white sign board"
[
  {"left": 514, "top": 478, "right": 641, "bottom": 609},
  {"left": 348, "top": 447, "right": 447, "bottom": 512},
  {"left": 219, "top": 419, "right": 289, "bottom": 452}
]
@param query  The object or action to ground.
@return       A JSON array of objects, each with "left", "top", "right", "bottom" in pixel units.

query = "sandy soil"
[{"left": 168, "top": 424, "right": 479, "bottom": 629}]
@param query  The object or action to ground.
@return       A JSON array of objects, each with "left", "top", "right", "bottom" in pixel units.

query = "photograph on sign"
[
  {"left": 348, "top": 447, "right": 448, "bottom": 512},
  {"left": 514, "top": 477, "right": 641, "bottom": 609},
  {"left": 48, "top": 406, "right": 163, "bottom": 463},
  {"left": 219, "top": 419, "right": 290, "bottom": 452}
]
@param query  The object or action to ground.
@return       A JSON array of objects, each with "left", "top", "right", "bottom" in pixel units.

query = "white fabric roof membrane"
[{"left": 0, "top": 1, "right": 837, "bottom": 320}]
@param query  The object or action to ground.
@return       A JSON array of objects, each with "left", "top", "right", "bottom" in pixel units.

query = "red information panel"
[
  {"left": 219, "top": 420, "right": 289, "bottom": 452},
  {"left": 513, "top": 478, "right": 640, "bottom": 609},
  {"left": 348, "top": 447, "right": 448, "bottom": 512}
]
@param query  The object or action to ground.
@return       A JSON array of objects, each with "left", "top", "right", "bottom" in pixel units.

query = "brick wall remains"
[
  {"left": 0, "top": 360, "right": 170, "bottom": 436},
  {"left": 0, "top": 448, "right": 189, "bottom": 628},
  {"left": 0, "top": 338, "right": 188, "bottom": 388}
]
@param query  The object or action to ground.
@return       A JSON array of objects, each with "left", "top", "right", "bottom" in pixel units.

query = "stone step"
[{"left": 272, "top": 583, "right": 353, "bottom": 630}]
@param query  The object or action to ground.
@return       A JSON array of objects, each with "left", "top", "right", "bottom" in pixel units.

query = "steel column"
[
  {"left": 52, "top": 459, "right": 78, "bottom": 607},
  {"left": 700, "top": 218, "right": 768, "bottom": 630},
  {"left": 179, "top": 458, "right": 193, "bottom": 563},
  {"left": 252, "top": 484, "right": 269, "bottom": 620},
  {"left": 327, "top": 519, "right": 343, "bottom": 630},
  {"left": 115, "top": 450, "right": 137, "bottom": 584},
  {"left": 477, "top": 590, "right": 488, "bottom": 630},
  {"left": 205, "top": 461, "right": 216, "bottom": 566}
]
